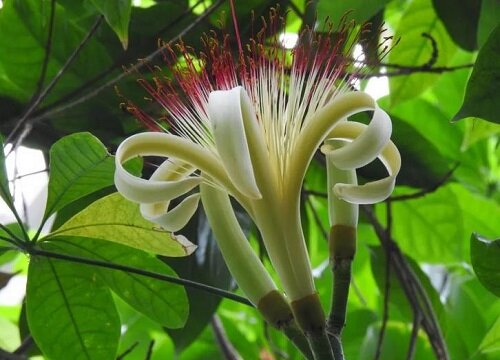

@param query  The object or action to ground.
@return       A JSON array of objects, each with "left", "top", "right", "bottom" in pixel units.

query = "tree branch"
[
  {"left": 28, "top": 247, "right": 252, "bottom": 307},
  {"left": 211, "top": 315, "right": 242, "bottom": 360}
]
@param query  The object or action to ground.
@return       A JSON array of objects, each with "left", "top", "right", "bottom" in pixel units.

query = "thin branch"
[
  {"left": 35, "top": 0, "right": 57, "bottom": 95},
  {"left": 23, "top": 0, "right": 224, "bottom": 127},
  {"left": 144, "top": 340, "right": 154, "bottom": 360},
  {"left": 5, "top": 15, "right": 105, "bottom": 148},
  {"left": 374, "top": 202, "right": 392, "bottom": 360},
  {"left": 390, "top": 164, "right": 458, "bottom": 202},
  {"left": 13, "top": 336, "right": 34, "bottom": 356},
  {"left": 11, "top": 168, "right": 48, "bottom": 181},
  {"left": 29, "top": 247, "right": 253, "bottom": 306},
  {"left": 41, "top": 0, "right": 208, "bottom": 115},
  {"left": 361, "top": 205, "right": 449, "bottom": 360},
  {"left": 116, "top": 341, "right": 139, "bottom": 360},
  {"left": 304, "top": 193, "right": 328, "bottom": 240},
  {"left": 211, "top": 315, "right": 241, "bottom": 360},
  {"left": 406, "top": 315, "right": 422, "bottom": 360}
]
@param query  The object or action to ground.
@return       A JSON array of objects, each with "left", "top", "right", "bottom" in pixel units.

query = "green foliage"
[
  {"left": 26, "top": 254, "right": 121, "bottom": 360},
  {"left": 471, "top": 233, "right": 500, "bottom": 297},
  {"left": 91, "top": 0, "right": 132, "bottom": 49},
  {"left": 454, "top": 25, "right": 500, "bottom": 124},
  {"left": 48, "top": 192, "right": 196, "bottom": 256},
  {"left": 0, "top": 0, "right": 498, "bottom": 359}
]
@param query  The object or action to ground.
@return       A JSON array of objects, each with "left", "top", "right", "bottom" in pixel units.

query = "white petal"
[
  {"left": 328, "top": 106, "right": 392, "bottom": 170},
  {"left": 328, "top": 122, "right": 401, "bottom": 204},
  {"left": 208, "top": 87, "right": 261, "bottom": 199},
  {"left": 140, "top": 193, "right": 200, "bottom": 232}
]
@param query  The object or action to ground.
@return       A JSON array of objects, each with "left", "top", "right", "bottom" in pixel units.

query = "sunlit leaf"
[
  {"left": 477, "top": 317, "right": 500, "bottom": 357},
  {"left": 453, "top": 25, "right": 500, "bottom": 124},
  {"left": 26, "top": 255, "right": 120, "bottom": 360},
  {"left": 316, "top": 0, "right": 390, "bottom": 24},
  {"left": 42, "top": 236, "right": 189, "bottom": 328},
  {"left": 389, "top": 0, "right": 455, "bottom": 105},
  {"left": 470, "top": 233, "right": 500, "bottom": 297},
  {"left": 91, "top": 0, "right": 132, "bottom": 49},
  {"left": 48, "top": 192, "right": 196, "bottom": 256}
]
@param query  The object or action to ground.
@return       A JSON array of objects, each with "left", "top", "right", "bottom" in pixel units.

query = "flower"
[{"left": 114, "top": 10, "right": 400, "bottom": 327}]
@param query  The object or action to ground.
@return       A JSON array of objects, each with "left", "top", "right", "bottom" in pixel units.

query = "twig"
[
  {"left": 11, "top": 169, "right": 48, "bottom": 181},
  {"left": 13, "top": 336, "right": 33, "bottom": 356},
  {"left": 41, "top": 0, "right": 208, "bottom": 116},
  {"left": 211, "top": 315, "right": 241, "bottom": 360},
  {"left": 390, "top": 164, "right": 458, "bottom": 202},
  {"left": 144, "top": 340, "right": 154, "bottom": 360},
  {"left": 374, "top": 202, "right": 392, "bottom": 360},
  {"left": 5, "top": 15, "right": 105, "bottom": 148},
  {"left": 116, "top": 341, "right": 139, "bottom": 360},
  {"left": 304, "top": 193, "right": 328, "bottom": 240},
  {"left": 29, "top": 247, "right": 253, "bottom": 306},
  {"left": 362, "top": 205, "right": 449, "bottom": 360},
  {"left": 22, "top": 0, "right": 224, "bottom": 127},
  {"left": 406, "top": 315, "right": 422, "bottom": 360}
]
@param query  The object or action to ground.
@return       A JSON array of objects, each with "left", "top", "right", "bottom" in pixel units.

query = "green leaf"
[
  {"left": 431, "top": 0, "right": 480, "bottom": 51},
  {"left": 44, "top": 236, "right": 189, "bottom": 328},
  {"left": 389, "top": 0, "right": 455, "bottom": 105},
  {"left": 44, "top": 132, "right": 141, "bottom": 219},
  {"left": 0, "top": 0, "right": 112, "bottom": 102},
  {"left": 91, "top": 0, "right": 132, "bottom": 49},
  {"left": 470, "top": 233, "right": 500, "bottom": 297},
  {"left": 453, "top": 25, "right": 500, "bottom": 124},
  {"left": 360, "top": 321, "right": 433, "bottom": 359},
  {"left": 165, "top": 209, "right": 233, "bottom": 350},
  {"left": 477, "top": 0, "right": 500, "bottom": 48},
  {"left": 383, "top": 185, "right": 465, "bottom": 263},
  {"left": 478, "top": 317, "right": 500, "bottom": 357},
  {"left": 462, "top": 118, "right": 500, "bottom": 149},
  {"left": 316, "top": 0, "right": 391, "bottom": 24},
  {"left": 26, "top": 254, "right": 120, "bottom": 360},
  {"left": 48, "top": 192, "right": 196, "bottom": 256},
  {"left": 0, "top": 134, "right": 12, "bottom": 206}
]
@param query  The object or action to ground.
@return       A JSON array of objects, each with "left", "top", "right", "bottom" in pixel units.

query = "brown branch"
[
  {"left": 358, "top": 63, "right": 473, "bottom": 78},
  {"left": 23, "top": 0, "right": 224, "bottom": 127},
  {"left": 362, "top": 205, "right": 449, "bottom": 360},
  {"left": 116, "top": 341, "right": 139, "bottom": 360},
  {"left": 374, "top": 202, "right": 393, "bottom": 360},
  {"left": 211, "top": 315, "right": 241, "bottom": 360},
  {"left": 406, "top": 314, "right": 422, "bottom": 360},
  {"left": 5, "top": 15, "right": 105, "bottom": 148},
  {"left": 390, "top": 164, "right": 458, "bottom": 202}
]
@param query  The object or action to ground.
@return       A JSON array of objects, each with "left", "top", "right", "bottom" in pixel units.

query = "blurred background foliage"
[{"left": 0, "top": 0, "right": 499, "bottom": 359}]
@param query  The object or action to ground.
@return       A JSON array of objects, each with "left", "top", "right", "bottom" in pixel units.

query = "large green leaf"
[
  {"left": 453, "top": 25, "right": 500, "bottom": 124},
  {"left": 431, "top": 0, "right": 480, "bottom": 51},
  {"left": 477, "top": 0, "right": 500, "bottom": 47},
  {"left": 0, "top": 134, "right": 12, "bottom": 206},
  {"left": 477, "top": 317, "right": 500, "bottom": 358},
  {"left": 382, "top": 185, "right": 465, "bottom": 263},
  {"left": 470, "top": 233, "right": 500, "bottom": 297},
  {"left": 43, "top": 236, "right": 189, "bottom": 328},
  {"left": 165, "top": 209, "right": 233, "bottom": 350},
  {"left": 389, "top": 0, "right": 455, "bottom": 105},
  {"left": 48, "top": 192, "right": 196, "bottom": 256},
  {"left": 44, "top": 132, "right": 142, "bottom": 219},
  {"left": 0, "top": 0, "right": 111, "bottom": 102},
  {"left": 369, "top": 246, "right": 444, "bottom": 321},
  {"left": 360, "top": 321, "right": 433, "bottom": 359},
  {"left": 316, "top": 0, "right": 391, "bottom": 24},
  {"left": 91, "top": 0, "right": 132, "bottom": 49},
  {"left": 26, "top": 254, "right": 120, "bottom": 360}
]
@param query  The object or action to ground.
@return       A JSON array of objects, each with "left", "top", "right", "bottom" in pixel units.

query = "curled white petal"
[
  {"left": 327, "top": 106, "right": 392, "bottom": 170},
  {"left": 115, "top": 134, "right": 202, "bottom": 204},
  {"left": 140, "top": 193, "right": 200, "bottom": 232},
  {"left": 208, "top": 87, "right": 261, "bottom": 199},
  {"left": 328, "top": 122, "right": 401, "bottom": 204}
]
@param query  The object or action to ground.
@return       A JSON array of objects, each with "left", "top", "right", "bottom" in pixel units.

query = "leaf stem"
[{"left": 28, "top": 247, "right": 252, "bottom": 306}]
